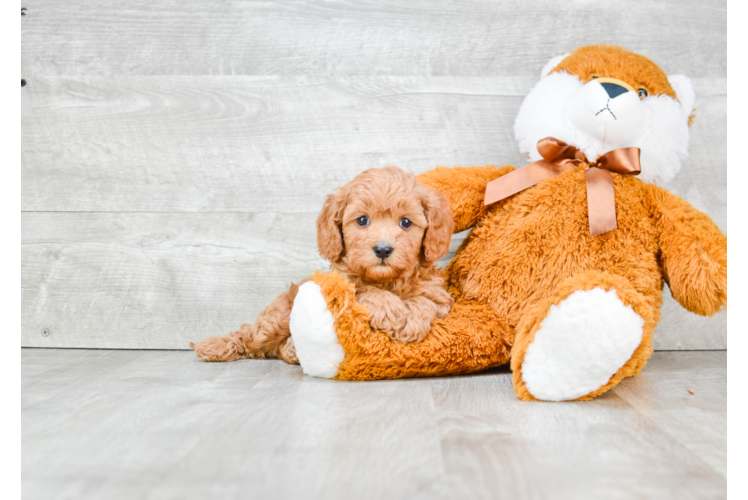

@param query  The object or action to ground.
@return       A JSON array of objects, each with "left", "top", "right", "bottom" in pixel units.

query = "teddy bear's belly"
[{"left": 448, "top": 176, "right": 662, "bottom": 329}]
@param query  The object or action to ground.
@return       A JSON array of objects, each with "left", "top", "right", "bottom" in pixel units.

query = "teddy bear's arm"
[
  {"left": 417, "top": 165, "right": 515, "bottom": 232},
  {"left": 643, "top": 183, "right": 727, "bottom": 316}
]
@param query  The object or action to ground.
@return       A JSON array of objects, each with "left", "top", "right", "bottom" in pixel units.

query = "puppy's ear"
[
  {"left": 316, "top": 188, "right": 347, "bottom": 262},
  {"left": 420, "top": 188, "right": 454, "bottom": 265}
]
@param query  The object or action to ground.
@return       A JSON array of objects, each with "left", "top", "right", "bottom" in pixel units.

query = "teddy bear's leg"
[
  {"left": 511, "top": 271, "right": 658, "bottom": 402},
  {"left": 289, "top": 270, "right": 513, "bottom": 380}
]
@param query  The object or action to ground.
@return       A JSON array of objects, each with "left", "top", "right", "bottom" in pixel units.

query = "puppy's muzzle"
[{"left": 373, "top": 242, "right": 394, "bottom": 260}]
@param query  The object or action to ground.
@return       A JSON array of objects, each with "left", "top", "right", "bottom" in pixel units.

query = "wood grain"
[
  {"left": 22, "top": 212, "right": 726, "bottom": 350},
  {"left": 21, "top": 0, "right": 726, "bottom": 352},
  {"left": 21, "top": 76, "right": 726, "bottom": 225},
  {"left": 21, "top": 0, "right": 726, "bottom": 77},
  {"left": 22, "top": 211, "right": 326, "bottom": 349},
  {"left": 21, "top": 75, "right": 531, "bottom": 213},
  {"left": 613, "top": 351, "right": 726, "bottom": 479},
  {"left": 22, "top": 349, "right": 726, "bottom": 499}
]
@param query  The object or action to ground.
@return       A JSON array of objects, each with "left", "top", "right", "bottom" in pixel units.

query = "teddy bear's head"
[{"left": 514, "top": 44, "right": 695, "bottom": 185}]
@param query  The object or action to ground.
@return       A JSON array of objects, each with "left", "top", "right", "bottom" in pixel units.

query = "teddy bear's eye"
[
  {"left": 356, "top": 216, "right": 369, "bottom": 227},
  {"left": 399, "top": 218, "right": 412, "bottom": 229},
  {"left": 589, "top": 74, "right": 599, "bottom": 81},
  {"left": 637, "top": 88, "right": 648, "bottom": 98}
]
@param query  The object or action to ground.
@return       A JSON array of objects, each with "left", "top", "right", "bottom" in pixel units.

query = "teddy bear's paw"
[
  {"left": 288, "top": 281, "right": 345, "bottom": 378},
  {"left": 520, "top": 287, "right": 645, "bottom": 401}
]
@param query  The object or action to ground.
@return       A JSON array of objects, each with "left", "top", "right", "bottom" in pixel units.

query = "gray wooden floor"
[{"left": 22, "top": 349, "right": 726, "bottom": 500}]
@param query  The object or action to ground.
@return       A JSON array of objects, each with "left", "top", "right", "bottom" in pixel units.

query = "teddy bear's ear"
[
  {"left": 667, "top": 74, "right": 696, "bottom": 121},
  {"left": 540, "top": 52, "right": 572, "bottom": 78}
]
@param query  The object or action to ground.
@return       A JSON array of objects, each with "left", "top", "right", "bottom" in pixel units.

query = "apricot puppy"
[{"left": 191, "top": 166, "right": 455, "bottom": 364}]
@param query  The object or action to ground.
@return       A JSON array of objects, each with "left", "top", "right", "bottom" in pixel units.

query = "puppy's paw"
[
  {"left": 358, "top": 292, "right": 409, "bottom": 335},
  {"left": 434, "top": 290, "right": 455, "bottom": 319},
  {"left": 191, "top": 332, "right": 249, "bottom": 362},
  {"left": 367, "top": 306, "right": 408, "bottom": 337},
  {"left": 278, "top": 337, "right": 300, "bottom": 365},
  {"left": 392, "top": 318, "right": 431, "bottom": 343}
]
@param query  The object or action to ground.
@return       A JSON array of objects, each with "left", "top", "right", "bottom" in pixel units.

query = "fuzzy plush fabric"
[
  {"left": 511, "top": 271, "right": 657, "bottom": 402},
  {"left": 289, "top": 44, "right": 727, "bottom": 401},
  {"left": 289, "top": 280, "right": 344, "bottom": 378},
  {"left": 297, "top": 270, "right": 511, "bottom": 381},
  {"left": 515, "top": 44, "right": 694, "bottom": 185}
]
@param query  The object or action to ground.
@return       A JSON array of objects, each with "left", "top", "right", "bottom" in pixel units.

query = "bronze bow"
[{"left": 483, "top": 137, "right": 641, "bottom": 236}]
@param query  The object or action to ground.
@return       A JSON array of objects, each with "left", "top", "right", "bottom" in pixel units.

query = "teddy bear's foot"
[
  {"left": 511, "top": 271, "right": 657, "bottom": 402},
  {"left": 519, "top": 288, "right": 643, "bottom": 401},
  {"left": 291, "top": 270, "right": 513, "bottom": 381},
  {"left": 288, "top": 280, "right": 345, "bottom": 378}
]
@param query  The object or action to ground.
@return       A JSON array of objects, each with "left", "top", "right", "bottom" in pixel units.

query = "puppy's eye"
[
  {"left": 356, "top": 216, "right": 369, "bottom": 227},
  {"left": 399, "top": 218, "right": 412, "bottom": 229},
  {"left": 637, "top": 88, "right": 648, "bottom": 98}
]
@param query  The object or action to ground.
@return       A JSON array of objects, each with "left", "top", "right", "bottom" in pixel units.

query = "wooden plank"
[
  {"left": 21, "top": 76, "right": 726, "bottom": 231},
  {"left": 20, "top": 211, "right": 469, "bottom": 349},
  {"left": 22, "top": 349, "right": 726, "bottom": 499},
  {"left": 21, "top": 0, "right": 727, "bottom": 355},
  {"left": 21, "top": 75, "right": 531, "bottom": 212},
  {"left": 21, "top": 211, "right": 326, "bottom": 349},
  {"left": 22, "top": 349, "right": 444, "bottom": 500},
  {"left": 430, "top": 352, "right": 726, "bottom": 499},
  {"left": 613, "top": 351, "right": 726, "bottom": 478},
  {"left": 21, "top": 0, "right": 726, "bottom": 77},
  {"left": 22, "top": 213, "right": 726, "bottom": 350},
  {"left": 657, "top": 287, "right": 726, "bottom": 350}
]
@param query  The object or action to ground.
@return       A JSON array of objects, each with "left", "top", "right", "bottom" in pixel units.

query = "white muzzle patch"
[
  {"left": 514, "top": 70, "right": 691, "bottom": 186},
  {"left": 567, "top": 80, "right": 648, "bottom": 152}
]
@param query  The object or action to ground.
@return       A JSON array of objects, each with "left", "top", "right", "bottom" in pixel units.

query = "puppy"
[{"left": 191, "top": 166, "right": 455, "bottom": 364}]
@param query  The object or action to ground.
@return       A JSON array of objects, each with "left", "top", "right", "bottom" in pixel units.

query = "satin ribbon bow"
[{"left": 484, "top": 137, "right": 641, "bottom": 236}]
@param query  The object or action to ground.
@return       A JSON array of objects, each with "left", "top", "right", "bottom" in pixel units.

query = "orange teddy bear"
[{"left": 288, "top": 44, "right": 727, "bottom": 401}]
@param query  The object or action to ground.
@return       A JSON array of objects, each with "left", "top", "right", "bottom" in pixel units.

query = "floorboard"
[{"left": 22, "top": 349, "right": 726, "bottom": 500}]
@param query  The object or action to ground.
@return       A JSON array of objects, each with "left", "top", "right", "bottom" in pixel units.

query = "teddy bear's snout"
[
  {"left": 600, "top": 80, "right": 631, "bottom": 99},
  {"left": 567, "top": 79, "right": 647, "bottom": 149}
]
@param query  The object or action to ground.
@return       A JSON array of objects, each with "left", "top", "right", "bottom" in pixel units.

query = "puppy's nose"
[
  {"left": 600, "top": 81, "right": 629, "bottom": 99},
  {"left": 373, "top": 243, "right": 394, "bottom": 260}
]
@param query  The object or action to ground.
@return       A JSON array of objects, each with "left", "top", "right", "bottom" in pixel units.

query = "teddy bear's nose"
[
  {"left": 373, "top": 243, "right": 394, "bottom": 259},
  {"left": 600, "top": 81, "right": 629, "bottom": 99}
]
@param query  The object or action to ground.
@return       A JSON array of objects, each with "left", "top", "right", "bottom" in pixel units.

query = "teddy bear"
[{"left": 287, "top": 44, "right": 727, "bottom": 402}]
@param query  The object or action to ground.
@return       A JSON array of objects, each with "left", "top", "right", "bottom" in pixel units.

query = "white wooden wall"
[{"left": 21, "top": 0, "right": 726, "bottom": 350}]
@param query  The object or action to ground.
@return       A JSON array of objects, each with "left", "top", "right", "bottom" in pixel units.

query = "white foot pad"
[
  {"left": 289, "top": 282, "right": 344, "bottom": 378},
  {"left": 521, "top": 288, "right": 644, "bottom": 401}
]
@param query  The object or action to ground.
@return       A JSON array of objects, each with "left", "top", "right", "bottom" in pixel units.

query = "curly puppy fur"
[{"left": 191, "top": 166, "right": 455, "bottom": 363}]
